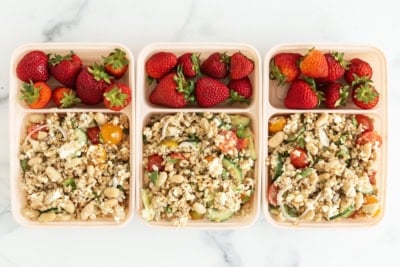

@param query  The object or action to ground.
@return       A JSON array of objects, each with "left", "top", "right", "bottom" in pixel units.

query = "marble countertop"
[{"left": 1, "top": 0, "right": 400, "bottom": 266}]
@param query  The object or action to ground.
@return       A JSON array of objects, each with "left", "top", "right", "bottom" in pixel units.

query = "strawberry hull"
[
  {"left": 263, "top": 44, "right": 388, "bottom": 228},
  {"left": 9, "top": 43, "right": 135, "bottom": 227}
]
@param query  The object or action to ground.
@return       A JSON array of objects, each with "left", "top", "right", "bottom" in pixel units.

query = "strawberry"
[
  {"left": 200, "top": 52, "right": 229, "bottom": 78},
  {"left": 48, "top": 51, "right": 82, "bottom": 88},
  {"left": 149, "top": 71, "right": 194, "bottom": 108},
  {"left": 344, "top": 58, "right": 373, "bottom": 84},
  {"left": 284, "top": 79, "right": 320, "bottom": 109},
  {"left": 177, "top": 53, "right": 200, "bottom": 78},
  {"left": 86, "top": 126, "right": 100, "bottom": 144},
  {"left": 227, "top": 77, "right": 252, "bottom": 104},
  {"left": 352, "top": 81, "right": 379, "bottom": 109},
  {"left": 299, "top": 48, "right": 328, "bottom": 78},
  {"left": 103, "top": 83, "right": 132, "bottom": 111},
  {"left": 103, "top": 48, "right": 129, "bottom": 79},
  {"left": 322, "top": 82, "right": 349, "bottom": 109},
  {"left": 76, "top": 63, "right": 113, "bottom": 105},
  {"left": 16, "top": 50, "right": 49, "bottom": 82},
  {"left": 317, "top": 52, "right": 348, "bottom": 83},
  {"left": 52, "top": 87, "right": 81, "bottom": 108},
  {"left": 146, "top": 52, "right": 177, "bottom": 79},
  {"left": 230, "top": 52, "right": 254, "bottom": 80},
  {"left": 20, "top": 81, "right": 52, "bottom": 109},
  {"left": 195, "top": 77, "right": 229, "bottom": 107},
  {"left": 269, "top": 53, "right": 301, "bottom": 85}
]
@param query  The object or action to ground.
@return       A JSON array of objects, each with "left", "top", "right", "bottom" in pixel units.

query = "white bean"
[
  {"left": 268, "top": 131, "right": 284, "bottom": 148},
  {"left": 156, "top": 172, "right": 168, "bottom": 187},
  {"left": 28, "top": 157, "right": 42, "bottom": 166},
  {"left": 62, "top": 200, "right": 75, "bottom": 214},
  {"left": 104, "top": 187, "right": 121, "bottom": 198},
  {"left": 45, "top": 166, "right": 62, "bottom": 182},
  {"left": 315, "top": 113, "right": 329, "bottom": 128},
  {"left": 169, "top": 174, "right": 184, "bottom": 184},
  {"left": 192, "top": 202, "right": 206, "bottom": 214},
  {"left": 81, "top": 201, "right": 95, "bottom": 220},
  {"left": 38, "top": 211, "right": 56, "bottom": 223}
]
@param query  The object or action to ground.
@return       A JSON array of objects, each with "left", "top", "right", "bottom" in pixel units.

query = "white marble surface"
[{"left": 1, "top": 0, "right": 400, "bottom": 266}]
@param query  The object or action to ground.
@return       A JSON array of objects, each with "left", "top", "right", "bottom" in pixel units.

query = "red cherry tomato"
[
  {"left": 356, "top": 131, "right": 382, "bottom": 147},
  {"left": 355, "top": 114, "right": 374, "bottom": 133},
  {"left": 169, "top": 152, "right": 185, "bottom": 160},
  {"left": 27, "top": 124, "right": 47, "bottom": 140},
  {"left": 147, "top": 154, "right": 164, "bottom": 171},
  {"left": 290, "top": 148, "right": 309, "bottom": 168},
  {"left": 86, "top": 126, "right": 100, "bottom": 144},
  {"left": 236, "top": 138, "right": 248, "bottom": 150},
  {"left": 268, "top": 183, "right": 279, "bottom": 206}
]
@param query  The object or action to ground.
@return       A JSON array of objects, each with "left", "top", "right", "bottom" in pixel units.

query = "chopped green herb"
[
  {"left": 284, "top": 205, "right": 298, "bottom": 217},
  {"left": 167, "top": 158, "right": 179, "bottom": 164},
  {"left": 352, "top": 116, "right": 358, "bottom": 128},
  {"left": 273, "top": 154, "right": 283, "bottom": 181},
  {"left": 166, "top": 206, "right": 172, "bottom": 213},
  {"left": 142, "top": 134, "right": 148, "bottom": 144},
  {"left": 20, "top": 159, "right": 29, "bottom": 172},
  {"left": 123, "top": 128, "right": 129, "bottom": 135},
  {"left": 149, "top": 171, "right": 158, "bottom": 184},
  {"left": 117, "top": 185, "right": 124, "bottom": 191},
  {"left": 63, "top": 178, "right": 77, "bottom": 191},
  {"left": 186, "top": 135, "right": 200, "bottom": 143}
]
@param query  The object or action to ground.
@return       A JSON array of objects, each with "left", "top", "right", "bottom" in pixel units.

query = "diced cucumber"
[
  {"left": 272, "top": 154, "right": 283, "bottom": 181},
  {"left": 20, "top": 159, "right": 29, "bottom": 172},
  {"left": 206, "top": 208, "right": 234, "bottom": 222},
  {"left": 229, "top": 115, "right": 250, "bottom": 127},
  {"left": 329, "top": 205, "right": 355, "bottom": 220},
  {"left": 222, "top": 158, "right": 243, "bottom": 181},
  {"left": 245, "top": 128, "right": 257, "bottom": 160},
  {"left": 141, "top": 189, "right": 151, "bottom": 209},
  {"left": 74, "top": 128, "right": 87, "bottom": 145}
]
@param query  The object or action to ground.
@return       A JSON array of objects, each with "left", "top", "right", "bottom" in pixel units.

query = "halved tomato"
[
  {"left": 147, "top": 154, "right": 164, "bottom": 171},
  {"left": 356, "top": 131, "right": 382, "bottom": 147},
  {"left": 290, "top": 148, "right": 309, "bottom": 168},
  {"left": 355, "top": 114, "right": 374, "bottom": 133}
]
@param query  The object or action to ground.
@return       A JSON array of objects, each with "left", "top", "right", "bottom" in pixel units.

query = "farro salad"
[
  {"left": 141, "top": 112, "right": 256, "bottom": 226},
  {"left": 267, "top": 113, "right": 382, "bottom": 223},
  {"left": 19, "top": 112, "right": 130, "bottom": 223}
]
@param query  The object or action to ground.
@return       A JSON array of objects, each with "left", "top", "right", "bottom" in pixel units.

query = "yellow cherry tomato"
[
  {"left": 268, "top": 116, "right": 287, "bottom": 133},
  {"left": 100, "top": 123, "right": 123, "bottom": 145}
]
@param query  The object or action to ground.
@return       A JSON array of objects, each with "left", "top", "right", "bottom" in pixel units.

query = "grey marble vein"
[
  {"left": 43, "top": 0, "right": 89, "bottom": 41},
  {"left": 0, "top": 85, "right": 7, "bottom": 103},
  {"left": 265, "top": 248, "right": 300, "bottom": 267},
  {"left": 0, "top": 253, "right": 17, "bottom": 267},
  {"left": 204, "top": 231, "right": 241, "bottom": 267},
  {"left": 173, "top": 0, "right": 196, "bottom": 41}
]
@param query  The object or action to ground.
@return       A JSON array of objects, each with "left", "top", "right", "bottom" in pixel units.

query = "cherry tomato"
[
  {"left": 356, "top": 131, "right": 382, "bottom": 147},
  {"left": 86, "top": 126, "right": 100, "bottom": 144},
  {"left": 27, "top": 124, "right": 47, "bottom": 140},
  {"left": 269, "top": 116, "right": 287, "bottom": 133},
  {"left": 216, "top": 130, "right": 238, "bottom": 153},
  {"left": 368, "top": 170, "right": 377, "bottom": 185},
  {"left": 100, "top": 123, "right": 123, "bottom": 145},
  {"left": 355, "top": 114, "right": 374, "bottom": 133},
  {"left": 147, "top": 154, "right": 164, "bottom": 171},
  {"left": 268, "top": 183, "right": 279, "bottom": 206},
  {"left": 236, "top": 137, "right": 248, "bottom": 150},
  {"left": 290, "top": 148, "right": 309, "bottom": 168}
]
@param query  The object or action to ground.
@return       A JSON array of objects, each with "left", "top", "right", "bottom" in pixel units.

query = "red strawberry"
[
  {"left": 76, "top": 64, "right": 113, "bottom": 105},
  {"left": 317, "top": 52, "right": 348, "bottom": 83},
  {"left": 20, "top": 81, "right": 52, "bottom": 109},
  {"left": 16, "top": 50, "right": 49, "bottom": 82},
  {"left": 52, "top": 87, "right": 81, "bottom": 108},
  {"left": 146, "top": 52, "right": 177, "bottom": 79},
  {"left": 177, "top": 53, "right": 200, "bottom": 78},
  {"left": 149, "top": 72, "right": 193, "bottom": 108},
  {"left": 299, "top": 49, "right": 328, "bottom": 78},
  {"left": 228, "top": 77, "right": 252, "bottom": 104},
  {"left": 269, "top": 53, "right": 301, "bottom": 85},
  {"left": 284, "top": 79, "right": 320, "bottom": 109},
  {"left": 195, "top": 77, "right": 229, "bottom": 107},
  {"left": 230, "top": 52, "right": 254, "bottom": 80},
  {"left": 103, "top": 48, "right": 129, "bottom": 79},
  {"left": 86, "top": 126, "right": 100, "bottom": 144},
  {"left": 200, "top": 52, "right": 229, "bottom": 78},
  {"left": 103, "top": 83, "right": 132, "bottom": 111},
  {"left": 322, "top": 82, "right": 349, "bottom": 109},
  {"left": 352, "top": 81, "right": 379, "bottom": 109},
  {"left": 48, "top": 51, "right": 82, "bottom": 88},
  {"left": 344, "top": 58, "right": 373, "bottom": 84}
]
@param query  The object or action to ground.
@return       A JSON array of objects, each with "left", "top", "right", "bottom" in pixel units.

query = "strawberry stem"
[
  {"left": 103, "top": 48, "right": 129, "bottom": 69},
  {"left": 48, "top": 51, "right": 74, "bottom": 66},
  {"left": 104, "top": 86, "right": 128, "bottom": 108},
  {"left": 88, "top": 63, "right": 112, "bottom": 84},
  {"left": 20, "top": 80, "right": 40, "bottom": 104}
]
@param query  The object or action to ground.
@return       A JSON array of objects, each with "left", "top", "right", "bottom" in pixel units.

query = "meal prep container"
[
  {"left": 9, "top": 43, "right": 135, "bottom": 227},
  {"left": 136, "top": 42, "right": 262, "bottom": 228},
  {"left": 262, "top": 44, "right": 388, "bottom": 227}
]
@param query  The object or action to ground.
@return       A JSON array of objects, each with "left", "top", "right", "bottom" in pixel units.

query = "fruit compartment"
[
  {"left": 262, "top": 111, "right": 387, "bottom": 227},
  {"left": 265, "top": 44, "right": 386, "bottom": 111},
  {"left": 135, "top": 108, "right": 262, "bottom": 228},
  {"left": 10, "top": 43, "right": 134, "bottom": 110},
  {"left": 136, "top": 42, "right": 261, "bottom": 110},
  {"left": 10, "top": 109, "right": 134, "bottom": 227}
]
